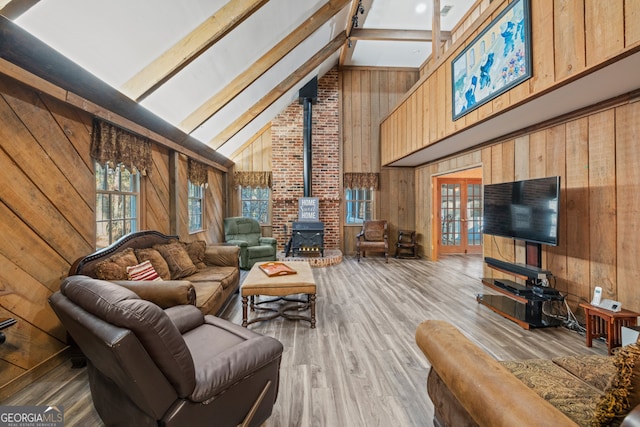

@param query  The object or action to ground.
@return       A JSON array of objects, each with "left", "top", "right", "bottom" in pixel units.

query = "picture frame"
[{"left": 451, "top": 0, "right": 532, "bottom": 121}]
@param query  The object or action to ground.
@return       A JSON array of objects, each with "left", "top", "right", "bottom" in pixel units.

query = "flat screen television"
[{"left": 482, "top": 176, "right": 560, "bottom": 246}]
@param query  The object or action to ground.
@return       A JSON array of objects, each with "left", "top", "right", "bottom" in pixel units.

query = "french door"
[{"left": 437, "top": 178, "right": 482, "bottom": 254}]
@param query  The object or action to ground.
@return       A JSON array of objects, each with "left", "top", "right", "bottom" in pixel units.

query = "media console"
[{"left": 479, "top": 258, "right": 563, "bottom": 329}]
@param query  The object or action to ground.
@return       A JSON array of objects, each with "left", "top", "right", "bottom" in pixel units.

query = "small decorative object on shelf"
[
  {"left": 259, "top": 262, "right": 297, "bottom": 277},
  {"left": 395, "top": 230, "right": 417, "bottom": 259},
  {"left": 0, "top": 317, "right": 17, "bottom": 345}
]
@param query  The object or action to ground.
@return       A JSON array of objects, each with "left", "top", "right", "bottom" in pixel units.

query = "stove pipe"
[{"left": 299, "top": 77, "right": 318, "bottom": 198}]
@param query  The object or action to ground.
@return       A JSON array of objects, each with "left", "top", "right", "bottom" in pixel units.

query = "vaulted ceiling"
[{"left": 0, "top": 0, "right": 475, "bottom": 158}]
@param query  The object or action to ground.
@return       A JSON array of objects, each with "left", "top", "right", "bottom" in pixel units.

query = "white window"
[
  {"left": 95, "top": 161, "right": 139, "bottom": 248},
  {"left": 241, "top": 186, "right": 270, "bottom": 224},
  {"left": 188, "top": 181, "right": 204, "bottom": 233},
  {"left": 345, "top": 187, "right": 373, "bottom": 224}
]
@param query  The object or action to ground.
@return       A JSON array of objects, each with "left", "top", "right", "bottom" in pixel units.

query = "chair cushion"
[
  {"left": 500, "top": 358, "right": 602, "bottom": 426},
  {"left": 247, "top": 245, "right": 276, "bottom": 258},
  {"left": 61, "top": 275, "right": 196, "bottom": 397}
]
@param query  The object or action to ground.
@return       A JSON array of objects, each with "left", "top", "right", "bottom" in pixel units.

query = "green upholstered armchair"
[{"left": 224, "top": 217, "right": 277, "bottom": 269}]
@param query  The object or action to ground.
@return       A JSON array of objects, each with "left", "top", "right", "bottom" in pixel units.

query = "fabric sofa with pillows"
[
  {"left": 69, "top": 230, "right": 241, "bottom": 316},
  {"left": 416, "top": 320, "right": 640, "bottom": 427}
]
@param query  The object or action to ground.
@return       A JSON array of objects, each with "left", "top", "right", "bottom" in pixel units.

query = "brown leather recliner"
[
  {"left": 49, "top": 275, "right": 283, "bottom": 427},
  {"left": 356, "top": 220, "right": 389, "bottom": 263}
]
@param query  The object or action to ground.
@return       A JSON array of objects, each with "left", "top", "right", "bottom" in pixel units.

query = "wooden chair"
[
  {"left": 356, "top": 220, "right": 388, "bottom": 263},
  {"left": 395, "top": 229, "right": 417, "bottom": 259}
]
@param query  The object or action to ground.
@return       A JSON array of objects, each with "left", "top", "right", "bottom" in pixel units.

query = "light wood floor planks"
[{"left": 1, "top": 255, "right": 607, "bottom": 426}]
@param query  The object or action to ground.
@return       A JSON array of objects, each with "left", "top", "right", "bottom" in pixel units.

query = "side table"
[{"left": 580, "top": 303, "right": 640, "bottom": 355}]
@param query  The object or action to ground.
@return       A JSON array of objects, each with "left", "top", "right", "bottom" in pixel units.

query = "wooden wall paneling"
[
  {"left": 143, "top": 146, "right": 171, "bottom": 235},
  {"left": 352, "top": 72, "right": 364, "bottom": 172},
  {"left": 413, "top": 86, "right": 423, "bottom": 151},
  {"left": 513, "top": 135, "right": 529, "bottom": 264},
  {"left": 421, "top": 83, "right": 430, "bottom": 148},
  {"left": 443, "top": 59, "right": 455, "bottom": 136},
  {"left": 553, "top": 0, "right": 586, "bottom": 81},
  {"left": 585, "top": 0, "right": 625, "bottom": 66},
  {"left": 0, "top": 301, "right": 64, "bottom": 373},
  {"left": 614, "top": 101, "right": 640, "bottom": 309},
  {"left": 174, "top": 154, "right": 189, "bottom": 239},
  {"left": 0, "top": 141, "right": 92, "bottom": 267},
  {"left": 564, "top": 117, "right": 590, "bottom": 306},
  {"left": 588, "top": 109, "right": 617, "bottom": 299},
  {"left": 342, "top": 71, "right": 354, "bottom": 171},
  {"left": 0, "top": 81, "right": 94, "bottom": 251},
  {"left": 545, "top": 124, "right": 568, "bottom": 293},
  {"left": 530, "top": 0, "right": 556, "bottom": 93},
  {"left": 626, "top": 0, "right": 640, "bottom": 47},
  {"left": 207, "top": 169, "right": 226, "bottom": 242},
  {"left": 370, "top": 71, "right": 382, "bottom": 168},
  {"left": 528, "top": 130, "right": 547, "bottom": 178},
  {"left": 436, "top": 67, "right": 446, "bottom": 139},
  {"left": 359, "top": 70, "right": 372, "bottom": 172},
  {"left": 428, "top": 75, "right": 438, "bottom": 143},
  {"left": 409, "top": 91, "right": 417, "bottom": 154}
]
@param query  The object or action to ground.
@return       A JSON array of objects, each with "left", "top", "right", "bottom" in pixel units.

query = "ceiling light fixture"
[
  {"left": 348, "top": 0, "right": 365, "bottom": 49},
  {"left": 415, "top": 3, "right": 427, "bottom": 14},
  {"left": 440, "top": 5, "right": 453, "bottom": 16}
]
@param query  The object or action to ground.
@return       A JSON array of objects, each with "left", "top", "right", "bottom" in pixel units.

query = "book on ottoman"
[{"left": 259, "top": 262, "right": 297, "bottom": 277}]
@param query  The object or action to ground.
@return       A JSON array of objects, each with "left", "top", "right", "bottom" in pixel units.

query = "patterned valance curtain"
[
  {"left": 90, "top": 118, "right": 153, "bottom": 175},
  {"left": 188, "top": 158, "right": 209, "bottom": 187},
  {"left": 344, "top": 172, "right": 379, "bottom": 190},
  {"left": 233, "top": 171, "right": 272, "bottom": 189}
]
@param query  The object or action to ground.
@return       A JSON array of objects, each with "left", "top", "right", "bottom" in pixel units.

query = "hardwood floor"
[{"left": 1, "top": 255, "right": 606, "bottom": 426}]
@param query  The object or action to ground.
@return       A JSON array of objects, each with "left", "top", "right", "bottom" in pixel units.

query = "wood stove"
[{"left": 290, "top": 221, "right": 324, "bottom": 257}]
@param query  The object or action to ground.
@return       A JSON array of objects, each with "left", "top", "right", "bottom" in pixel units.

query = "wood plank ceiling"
[{"left": 0, "top": 0, "right": 475, "bottom": 158}]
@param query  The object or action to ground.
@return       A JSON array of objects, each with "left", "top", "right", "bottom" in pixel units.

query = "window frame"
[
  {"left": 95, "top": 161, "right": 140, "bottom": 249},
  {"left": 188, "top": 180, "right": 205, "bottom": 233},
  {"left": 345, "top": 187, "right": 375, "bottom": 225},
  {"left": 240, "top": 186, "right": 271, "bottom": 225}
]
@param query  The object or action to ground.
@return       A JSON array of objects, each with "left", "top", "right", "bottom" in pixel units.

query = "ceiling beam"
[
  {"left": 349, "top": 28, "right": 451, "bottom": 42},
  {"left": 209, "top": 31, "right": 347, "bottom": 150},
  {"left": 180, "top": 0, "right": 351, "bottom": 134},
  {"left": 121, "top": 0, "right": 269, "bottom": 102},
  {"left": 0, "top": 0, "right": 39, "bottom": 20},
  {"left": 339, "top": 0, "right": 371, "bottom": 67}
]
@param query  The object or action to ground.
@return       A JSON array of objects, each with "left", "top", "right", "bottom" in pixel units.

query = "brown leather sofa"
[
  {"left": 70, "top": 230, "right": 240, "bottom": 316},
  {"left": 416, "top": 320, "right": 640, "bottom": 427},
  {"left": 49, "top": 275, "right": 283, "bottom": 427}
]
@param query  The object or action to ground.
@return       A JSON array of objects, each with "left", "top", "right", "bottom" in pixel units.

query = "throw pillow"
[
  {"left": 153, "top": 242, "right": 198, "bottom": 280},
  {"left": 591, "top": 343, "right": 640, "bottom": 427},
  {"left": 135, "top": 248, "right": 171, "bottom": 280},
  {"left": 184, "top": 240, "right": 207, "bottom": 269},
  {"left": 95, "top": 248, "right": 139, "bottom": 281},
  {"left": 126, "top": 260, "right": 162, "bottom": 281}
]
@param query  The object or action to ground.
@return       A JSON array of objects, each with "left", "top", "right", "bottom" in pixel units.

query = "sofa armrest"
[
  {"left": 203, "top": 244, "right": 240, "bottom": 267},
  {"left": 415, "top": 320, "right": 577, "bottom": 427},
  {"left": 113, "top": 280, "right": 196, "bottom": 308}
]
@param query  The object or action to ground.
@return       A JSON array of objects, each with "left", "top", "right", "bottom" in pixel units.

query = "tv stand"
[{"left": 479, "top": 259, "right": 563, "bottom": 329}]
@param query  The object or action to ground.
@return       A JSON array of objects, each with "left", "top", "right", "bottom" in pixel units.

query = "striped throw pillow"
[{"left": 126, "top": 260, "right": 162, "bottom": 281}]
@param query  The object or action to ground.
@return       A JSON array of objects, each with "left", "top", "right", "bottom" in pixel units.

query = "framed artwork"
[{"left": 451, "top": 0, "right": 532, "bottom": 121}]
